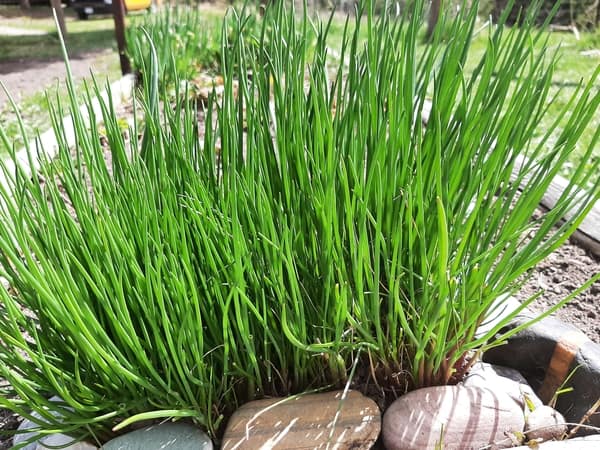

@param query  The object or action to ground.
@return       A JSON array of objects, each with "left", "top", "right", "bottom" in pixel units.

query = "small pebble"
[{"left": 525, "top": 405, "right": 567, "bottom": 442}]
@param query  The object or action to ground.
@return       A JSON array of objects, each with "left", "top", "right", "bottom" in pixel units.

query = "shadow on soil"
[{"left": 0, "top": 28, "right": 116, "bottom": 64}]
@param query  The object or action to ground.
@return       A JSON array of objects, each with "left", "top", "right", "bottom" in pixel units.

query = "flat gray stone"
[
  {"left": 382, "top": 385, "right": 525, "bottom": 449},
  {"left": 463, "top": 362, "right": 543, "bottom": 409},
  {"left": 101, "top": 423, "right": 212, "bottom": 450},
  {"left": 13, "top": 396, "right": 96, "bottom": 450},
  {"left": 13, "top": 431, "right": 98, "bottom": 450}
]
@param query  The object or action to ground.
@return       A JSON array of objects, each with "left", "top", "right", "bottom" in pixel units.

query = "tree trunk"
[
  {"left": 426, "top": 0, "right": 442, "bottom": 41},
  {"left": 112, "top": 0, "right": 131, "bottom": 75},
  {"left": 19, "top": 0, "right": 30, "bottom": 10},
  {"left": 259, "top": 0, "right": 269, "bottom": 16}
]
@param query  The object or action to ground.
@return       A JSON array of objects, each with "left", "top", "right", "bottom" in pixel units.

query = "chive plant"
[
  {"left": 126, "top": 6, "right": 222, "bottom": 88},
  {"left": 0, "top": 0, "right": 599, "bottom": 445}
]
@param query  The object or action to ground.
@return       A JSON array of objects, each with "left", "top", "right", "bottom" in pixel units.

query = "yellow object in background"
[
  {"left": 71, "top": 0, "right": 152, "bottom": 20},
  {"left": 124, "top": 0, "right": 151, "bottom": 11}
]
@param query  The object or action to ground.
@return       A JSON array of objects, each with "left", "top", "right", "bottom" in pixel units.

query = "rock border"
[{"left": 483, "top": 313, "right": 600, "bottom": 437}]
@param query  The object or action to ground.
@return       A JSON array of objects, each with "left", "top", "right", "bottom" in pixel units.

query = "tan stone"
[{"left": 221, "top": 390, "right": 380, "bottom": 450}]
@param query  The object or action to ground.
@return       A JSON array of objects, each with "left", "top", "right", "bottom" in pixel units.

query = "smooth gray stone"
[
  {"left": 101, "top": 423, "right": 213, "bottom": 450},
  {"left": 14, "top": 422, "right": 97, "bottom": 449},
  {"left": 23, "top": 433, "right": 97, "bottom": 450},
  {"left": 13, "top": 415, "right": 51, "bottom": 449},
  {"left": 13, "top": 396, "right": 96, "bottom": 449},
  {"left": 463, "top": 362, "right": 543, "bottom": 409},
  {"left": 483, "top": 315, "right": 600, "bottom": 435}
]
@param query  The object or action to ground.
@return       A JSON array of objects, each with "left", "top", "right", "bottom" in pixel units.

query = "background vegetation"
[
  {"left": 0, "top": 6, "right": 120, "bottom": 151},
  {"left": 0, "top": 6, "right": 117, "bottom": 60}
]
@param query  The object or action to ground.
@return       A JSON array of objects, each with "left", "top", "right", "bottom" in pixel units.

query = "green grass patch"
[
  {"left": 126, "top": 6, "right": 223, "bottom": 87},
  {"left": 0, "top": 90, "right": 51, "bottom": 152},
  {"left": 0, "top": 6, "right": 118, "bottom": 61},
  {"left": 0, "top": 28, "right": 115, "bottom": 61}
]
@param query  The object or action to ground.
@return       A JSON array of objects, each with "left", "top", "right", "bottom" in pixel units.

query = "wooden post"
[
  {"left": 112, "top": 0, "right": 131, "bottom": 75},
  {"left": 50, "top": 0, "right": 67, "bottom": 40},
  {"left": 259, "top": 0, "right": 269, "bottom": 16},
  {"left": 426, "top": 0, "right": 442, "bottom": 41}
]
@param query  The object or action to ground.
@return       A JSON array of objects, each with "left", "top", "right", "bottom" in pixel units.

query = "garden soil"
[
  {"left": 519, "top": 240, "right": 600, "bottom": 342},
  {"left": 0, "top": 53, "right": 599, "bottom": 449}
]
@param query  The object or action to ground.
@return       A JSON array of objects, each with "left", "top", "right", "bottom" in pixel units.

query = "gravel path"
[{"left": 0, "top": 48, "right": 117, "bottom": 110}]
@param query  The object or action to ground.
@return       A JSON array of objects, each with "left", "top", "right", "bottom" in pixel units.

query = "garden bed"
[{"left": 1, "top": 1, "right": 599, "bottom": 448}]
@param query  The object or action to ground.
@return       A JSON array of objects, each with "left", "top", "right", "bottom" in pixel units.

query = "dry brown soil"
[{"left": 520, "top": 240, "right": 600, "bottom": 342}]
